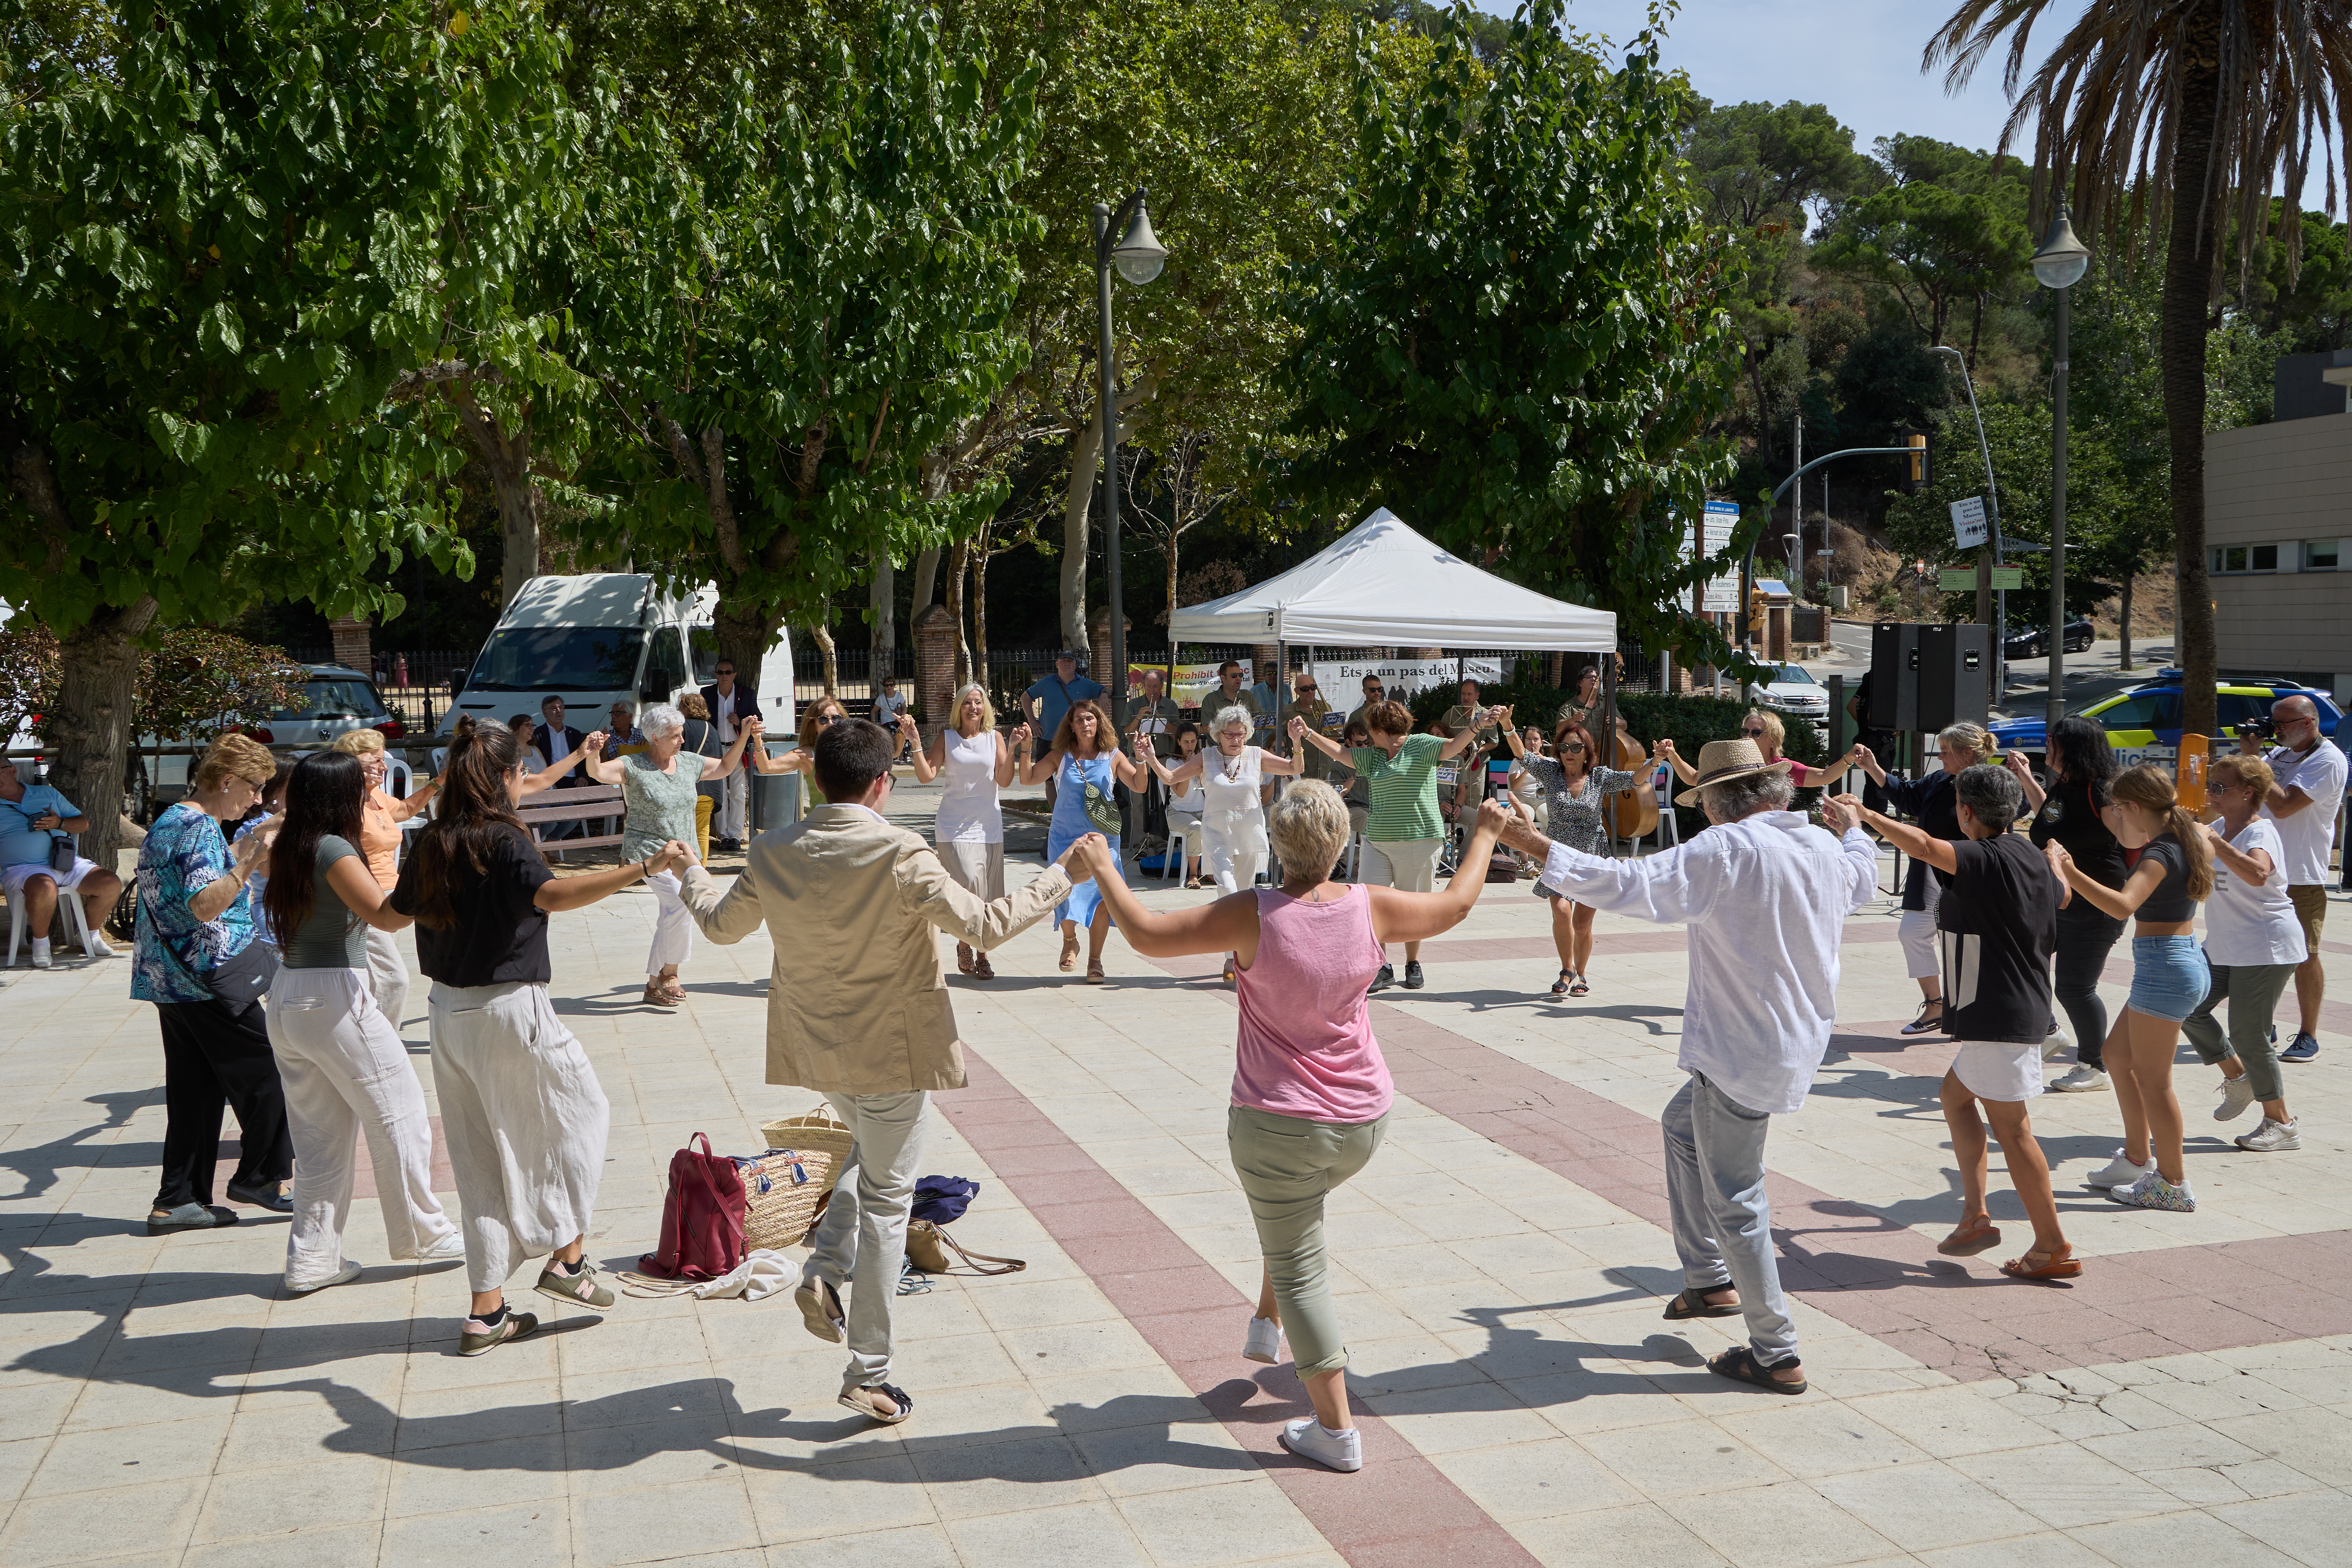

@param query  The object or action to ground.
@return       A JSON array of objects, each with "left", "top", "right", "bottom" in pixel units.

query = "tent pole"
[{"left": 1601, "top": 650, "right": 1619, "bottom": 857}]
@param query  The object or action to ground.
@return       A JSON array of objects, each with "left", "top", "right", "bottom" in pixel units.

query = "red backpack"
[{"left": 639, "top": 1134, "right": 747, "bottom": 1281}]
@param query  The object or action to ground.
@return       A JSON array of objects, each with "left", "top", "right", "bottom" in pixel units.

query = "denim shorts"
[{"left": 2127, "top": 935, "right": 2210, "bottom": 1023}]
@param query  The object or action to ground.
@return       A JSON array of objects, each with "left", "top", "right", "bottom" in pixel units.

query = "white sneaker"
[
  {"left": 2050, "top": 1065, "right": 2110, "bottom": 1093},
  {"left": 2214, "top": 1077, "right": 2259, "bottom": 1122},
  {"left": 2109, "top": 1169, "right": 2196, "bottom": 1212},
  {"left": 28, "top": 946, "right": 52, "bottom": 970},
  {"left": 286, "top": 1260, "right": 363, "bottom": 1295},
  {"left": 2084, "top": 1148, "right": 2152, "bottom": 1189},
  {"left": 1244, "top": 1316, "right": 1282, "bottom": 1365},
  {"left": 2041, "top": 1026, "right": 2074, "bottom": 1061},
  {"left": 415, "top": 1231, "right": 467, "bottom": 1262},
  {"left": 1278, "top": 1416, "right": 1363, "bottom": 1473},
  {"left": 2236, "top": 1117, "right": 2301, "bottom": 1152},
  {"left": 81, "top": 934, "right": 116, "bottom": 958}
]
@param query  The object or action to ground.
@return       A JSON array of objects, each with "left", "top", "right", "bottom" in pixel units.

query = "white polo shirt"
[{"left": 2262, "top": 738, "right": 2346, "bottom": 886}]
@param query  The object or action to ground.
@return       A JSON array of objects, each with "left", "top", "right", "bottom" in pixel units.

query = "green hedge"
[{"left": 1408, "top": 681, "right": 1833, "bottom": 838}]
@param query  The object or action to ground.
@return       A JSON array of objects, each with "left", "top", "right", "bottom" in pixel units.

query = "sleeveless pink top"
[{"left": 1232, "top": 883, "right": 1393, "bottom": 1123}]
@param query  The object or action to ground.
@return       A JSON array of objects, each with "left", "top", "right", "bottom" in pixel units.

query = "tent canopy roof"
[{"left": 1167, "top": 508, "right": 1616, "bottom": 651}]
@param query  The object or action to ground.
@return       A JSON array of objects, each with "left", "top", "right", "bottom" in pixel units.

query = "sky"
[{"left": 1477, "top": 0, "right": 2094, "bottom": 161}]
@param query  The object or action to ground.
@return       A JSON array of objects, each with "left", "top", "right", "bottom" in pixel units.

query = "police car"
[{"left": 1989, "top": 668, "right": 2343, "bottom": 774}]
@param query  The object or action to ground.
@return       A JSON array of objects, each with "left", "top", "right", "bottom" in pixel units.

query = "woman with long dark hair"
[
  {"left": 1020, "top": 697, "right": 1151, "bottom": 982},
  {"left": 2046, "top": 763, "right": 2216, "bottom": 1213},
  {"left": 260, "top": 752, "right": 461, "bottom": 1292},
  {"left": 2011, "top": 717, "right": 2127, "bottom": 1091},
  {"left": 388, "top": 724, "right": 691, "bottom": 1355}
]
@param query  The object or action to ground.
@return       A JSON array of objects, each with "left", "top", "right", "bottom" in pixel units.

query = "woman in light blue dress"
[{"left": 1018, "top": 697, "right": 1149, "bottom": 982}]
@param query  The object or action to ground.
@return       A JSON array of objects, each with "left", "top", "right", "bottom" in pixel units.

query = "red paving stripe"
[
  {"left": 940, "top": 1048, "right": 1542, "bottom": 1568},
  {"left": 1148, "top": 951, "right": 2352, "bottom": 1383}
]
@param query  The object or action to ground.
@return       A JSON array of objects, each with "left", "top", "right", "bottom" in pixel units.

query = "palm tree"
[{"left": 1925, "top": 1, "right": 2352, "bottom": 740}]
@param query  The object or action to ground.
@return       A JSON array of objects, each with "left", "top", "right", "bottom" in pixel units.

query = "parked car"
[
  {"left": 1742, "top": 664, "right": 1830, "bottom": 724},
  {"left": 1989, "top": 668, "right": 2343, "bottom": 775},
  {"left": 130, "top": 663, "right": 403, "bottom": 816},
  {"left": 2003, "top": 617, "right": 2095, "bottom": 657}
]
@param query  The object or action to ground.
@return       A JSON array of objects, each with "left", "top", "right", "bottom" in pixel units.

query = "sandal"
[
  {"left": 1901, "top": 999, "right": 1948, "bottom": 1036},
  {"left": 1708, "top": 1345, "right": 1807, "bottom": 1395},
  {"left": 1059, "top": 944, "right": 1078, "bottom": 973},
  {"left": 1568, "top": 973, "right": 1590, "bottom": 997},
  {"left": 1938, "top": 1219, "right": 2003, "bottom": 1256},
  {"left": 659, "top": 976, "right": 687, "bottom": 1005},
  {"left": 1550, "top": 969, "right": 1572, "bottom": 996},
  {"left": 972, "top": 951, "right": 995, "bottom": 981},
  {"left": 956, "top": 942, "right": 975, "bottom": 975},
  {"left": 1662, "top": 1286, "right": 1742, "bottom": 1321},
  {"left": 641, "top": 980, "right": 676, "bottom": 1008},
  {"left": 1086, "top": 960, "right": 1106, "bottom": 985},
  {"left": 2001, "top": 1243, "right": 2083, "bottom": 1280},
  {"left": 838, "top": 1381, "right": 914, "bottom": 1425}
]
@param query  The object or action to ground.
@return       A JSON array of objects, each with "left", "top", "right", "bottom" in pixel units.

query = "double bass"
[{"left": 1607, "top": 720, "right": 1659, "bottom": 841}]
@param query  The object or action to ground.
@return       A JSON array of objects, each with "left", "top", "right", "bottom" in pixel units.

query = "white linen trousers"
[
  {"left": 363, "top": 924, "right": 411, "bottom": 1034},
  {"left": 646, "top": 868, "right": 696, "bottom": 976},
  {"left": 264, "top": 966, "right": 455, "bottom": 1288}
]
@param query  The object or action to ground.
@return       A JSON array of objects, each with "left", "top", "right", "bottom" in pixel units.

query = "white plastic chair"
[
  {"left": 1651, "top": 762, "right": 1681, "bottom": 851},
  {"left": 6, "top": 838, "right": 99, "bottom": 966},
  {"left": 1161, "top": 821, "right": 1195, "bottom": 884}
]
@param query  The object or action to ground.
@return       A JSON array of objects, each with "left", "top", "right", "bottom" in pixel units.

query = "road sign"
[
  {"left": 1989, "top": 566, "right": 2024, "bottom": 590},
  {"left": 1949, "top": 496, "right": 1989, "bottom": 550},
  {"left": 1938, "top": 568, "right": 1978, "bottom": 593},
  {"left": 1684, "top": 500, "right": 1741, "bottom": 613}
]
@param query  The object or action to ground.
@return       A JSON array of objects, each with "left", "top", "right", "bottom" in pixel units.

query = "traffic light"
[
  {"left": 1747, "top": 587, "right": 1767, "bottom": 632},
  {"left": 1900, "top": 430, "right": 1930, "bottom": 494}
]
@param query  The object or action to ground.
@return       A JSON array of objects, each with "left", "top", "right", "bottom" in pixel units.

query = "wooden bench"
[{"left": 516, "top": 784, "right": 625, "bottom": 852}]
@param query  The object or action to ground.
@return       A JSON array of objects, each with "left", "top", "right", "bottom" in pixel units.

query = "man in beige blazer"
[{"left": 679, "top": 718, "right": 1093, "bottom": 1425}]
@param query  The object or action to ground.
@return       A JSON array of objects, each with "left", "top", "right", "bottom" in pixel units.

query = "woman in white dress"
[
  {"left": 1135, "top": 704, "right": 1303, "bottom": 982},
  {"left": 904, "top": 682, "right": 1027, "bottom": 980}
]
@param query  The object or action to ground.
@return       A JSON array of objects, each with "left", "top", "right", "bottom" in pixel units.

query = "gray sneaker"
[
  {"left": 2236, "top": 1117, "right": 2301, "bottom": 1152},
  {"left": 2084, "top": 1147, "right": 2152, "bottom": 1189},
  {"left": 2214, "top": 1076, "right": 2258, "bottom": 1122},
  {"left": 534, "top": 1259, "right": 614, "bottom": 1310},
  {"left": 2050, "top": 1064, "right": 2110, "bottom": 1093},
  {"left": 459, "top": 1309, "right": 539, "bottom": 1357}
]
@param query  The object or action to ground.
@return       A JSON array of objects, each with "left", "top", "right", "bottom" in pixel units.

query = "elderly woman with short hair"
[
  {"left": 1134, "top": 704, "right": 1304, "bottom": 982},
  {"left": 327, "top": 727, "right": 438, "bottom": 1033},
  {"left": 580, "top": 702, "right": 756, "bottom": 1005},
  {"left": 1077, "top": 785, "right": 1513, "bottom": 1472},
  {"left": 905, "top": 682, "right": 1028, "bottom": 980},
  {"left": 134, "top": 732, "right": 296, "bottom": 1234}
]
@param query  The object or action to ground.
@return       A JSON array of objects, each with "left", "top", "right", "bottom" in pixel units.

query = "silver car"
[
  {"left": 1743, "top": 664, "right": 1831, "bottom": 723},
  {"left": 134, "top": 664, "right": 404, "bottom": 816}
]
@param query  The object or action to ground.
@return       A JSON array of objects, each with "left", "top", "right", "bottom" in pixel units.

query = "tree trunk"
[
  {"left": 809, "top": 617, "right": 838, "bottom": 697},
  {"left": 972, "top": 544, "right": 991, "bottom": 696},
  {"left": 711, "top": 594, "right": 782, "bottom": 710},
  {"left": 49, "top": 597, "right": 158, "bottom": 875},
  {"left": 911, "top": 547, "right": 940, "bottom": 614},
  {"left": 944, "top": 539, "right": 973, "bottom": 690},
  {"left": 870, "top": 555, "right": 896, "bottom": 660},
  {"left": 1057, "top": 410, "right": 1104, "bottom": 660},
  {"left": 1164, "top": 543, "right": 1181, "bottom": 646},
  {"left": 444, "top": 396, "right": 538, "bottom": 605},
  {"left": 2161, "top": 3, "right": 2223, "bottom": 743},
  {"left": 2118, "top": 573, "right": 2134, "bottom": 672}
]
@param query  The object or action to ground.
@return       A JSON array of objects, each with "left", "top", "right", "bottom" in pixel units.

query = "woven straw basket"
[{"left": 744, "top": 1107, "right": 855, "bottom": 1251}]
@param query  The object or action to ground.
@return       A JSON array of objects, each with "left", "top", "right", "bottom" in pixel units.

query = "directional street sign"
[
  {"left": 1989, "top": 567, "right": 2024, "bottom": 590},
  {"left": 1938, "top": 568, "right": 1978, "bottom": 593}
]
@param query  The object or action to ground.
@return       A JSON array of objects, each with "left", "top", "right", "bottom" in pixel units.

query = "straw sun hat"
[{"left": 1672, "top": 737, "right": 1794, "bottom": 808}]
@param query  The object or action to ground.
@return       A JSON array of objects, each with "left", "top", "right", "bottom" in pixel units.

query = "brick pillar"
[
  {"left": 912, "top": 603, "right": 958, "bottom": 748},
  {"left": 1089, "top": 605, "right": 1132, "bottom": 697},
  {"left": 1767, "top": 605, "right": 1792, "bottom": 663},
  {"left": 329, "top": 615, "right": 372, "bottom": 673}
]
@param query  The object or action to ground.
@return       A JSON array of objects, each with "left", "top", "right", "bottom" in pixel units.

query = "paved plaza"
[{"left": 3, "top": 778, "right": 2350, "bottom": 1568}]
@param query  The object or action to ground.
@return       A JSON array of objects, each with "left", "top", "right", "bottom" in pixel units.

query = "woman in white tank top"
[
  {"left": 1136, "top": 704, "right": 1303, "bottom": 980},
  {"left": 907, "top": 682, "right": 1025, "bottom": 980}
]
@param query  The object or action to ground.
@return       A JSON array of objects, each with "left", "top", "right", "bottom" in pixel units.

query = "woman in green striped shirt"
[{"left": 1293, "top": 700, "right": 1480, "bottom": 991}]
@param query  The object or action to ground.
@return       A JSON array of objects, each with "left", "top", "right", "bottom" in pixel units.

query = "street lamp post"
[
  {"left": 2031, "top": 208, "right": 2091, "bottom": 736},
  {"left": 1093, "top": 190, "right": 1167, "bottom": 708},
  {"left": 1930, "top": 344, "right": 2007, "bottom": 700}
]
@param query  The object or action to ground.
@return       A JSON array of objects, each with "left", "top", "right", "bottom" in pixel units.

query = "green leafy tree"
[
  {"left": 1278, "top": 0, "right": 1753, "bottom": 670},
  {"left": 0, "top": 1, "right": 555, "bottom": 864},
  {"left": 1815, "top": 135, "right": 2033, "bottom": 362},
  {"left": 569, "top": 2, "right": 1044, "bottom": 677}
]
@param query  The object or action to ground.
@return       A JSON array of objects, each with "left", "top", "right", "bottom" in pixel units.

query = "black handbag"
[{"left": 205, "top": 936, "right": 279, "bottom": 1016}]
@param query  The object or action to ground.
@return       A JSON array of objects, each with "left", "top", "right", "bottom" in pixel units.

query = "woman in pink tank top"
[{"left": 1075, "top": 782, "right": 1510, "bottom": 1474}]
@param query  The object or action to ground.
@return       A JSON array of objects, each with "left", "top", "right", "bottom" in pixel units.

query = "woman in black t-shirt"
[
  {"left": 2046, "top": 764, "right": 2215, "bottom": 1216},
  {"left": 389, "top": 725, "right": 691, "bottom": 1358},
  {"left": 2013, "top": 718, "right": 2127, "bottom": 1089}
]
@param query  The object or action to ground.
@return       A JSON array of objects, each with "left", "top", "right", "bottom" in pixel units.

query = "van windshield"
[{"left": 468, "top": 627, "right": 646, "bottom": 692}]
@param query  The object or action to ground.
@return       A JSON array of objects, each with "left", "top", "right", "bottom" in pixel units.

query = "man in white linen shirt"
[
  {"left": 1497, "top": 737, "right": 1877, "bottom": 1396},
  {"left": 2243, "top": 696, "right": 2346, "bottom": 1063}
]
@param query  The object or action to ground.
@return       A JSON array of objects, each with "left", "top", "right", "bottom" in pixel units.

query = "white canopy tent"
[{"left": 1167, "top": 508, "right": 1616, "bottom": 650}]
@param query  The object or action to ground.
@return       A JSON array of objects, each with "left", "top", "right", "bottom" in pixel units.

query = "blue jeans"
[{"left": 1661, "top": 1073, "right": 1797, "bottom": 1365}]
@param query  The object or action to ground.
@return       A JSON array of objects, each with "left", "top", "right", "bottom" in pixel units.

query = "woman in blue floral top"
[
  {"left": 1501, "top": 714, "right": 1641, "bottom": 998},
  {"left": 131, "top": 733, "right": 295, "bottom": 1235}
]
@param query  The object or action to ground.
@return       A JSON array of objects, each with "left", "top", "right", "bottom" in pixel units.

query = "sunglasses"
[
  {"left": 1741, "top": 726, "right": 1767, "bottom": 737},
  {"left": 1298, "top": 684, "right": 1318, "bottom": 693},
  {"left": 1561, "top": 742, "right": 1586, "bottom": 754},
  {"left": 820, "top": 712, "right": 846, "bottom": 726}
]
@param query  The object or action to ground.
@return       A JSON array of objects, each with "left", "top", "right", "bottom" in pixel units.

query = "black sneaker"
[
  {"left": 1403, "top": 960, "right": 1426, "bottom": 990},
  {"left": 1368, "top": 964, "right": 1395, "bottom": 993}
]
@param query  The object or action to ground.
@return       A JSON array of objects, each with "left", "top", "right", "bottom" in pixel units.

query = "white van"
[{"left": 440, "top": 574, "right": 797, "bottom": 745}]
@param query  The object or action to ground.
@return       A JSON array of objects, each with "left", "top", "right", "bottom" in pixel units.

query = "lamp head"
[
  {"left": 1111, "top": 196, "right": 1167, "bottom": 285},
  {"left": 2031, "top": 208, "right": 2091, "bottom": 290}
]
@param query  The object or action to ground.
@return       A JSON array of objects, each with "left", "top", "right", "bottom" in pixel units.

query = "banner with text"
[{"left": 1310, "top": 657, "right": 1504, "bottom": 708}]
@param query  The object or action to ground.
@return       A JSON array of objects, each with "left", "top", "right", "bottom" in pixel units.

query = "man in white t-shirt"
[{"left": 2247, "top": 695, "right": 2347, "bottom": 1062}]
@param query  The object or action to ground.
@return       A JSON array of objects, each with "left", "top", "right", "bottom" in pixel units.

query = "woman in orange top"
[{"left": 329, "top": 728, "right": 439, "bottom": 1034}]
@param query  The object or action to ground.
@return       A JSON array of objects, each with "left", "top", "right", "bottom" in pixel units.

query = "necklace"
[{"left": 1221, "top": 749, "right": 1246, "bottom": 781}]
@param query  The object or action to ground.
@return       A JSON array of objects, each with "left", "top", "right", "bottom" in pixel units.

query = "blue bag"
[{"left": 910, "top": 1175, "right": 980, "bottom": 1225}]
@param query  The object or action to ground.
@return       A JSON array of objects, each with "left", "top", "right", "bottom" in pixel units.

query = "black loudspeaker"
[
  {"left": 1867, "top": 623, "right": 1920, "bottom": 732},
  {"left": 1916, "top": 624, "right": 1991, "bottom": 731}
]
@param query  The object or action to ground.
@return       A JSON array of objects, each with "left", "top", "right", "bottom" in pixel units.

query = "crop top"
[{"left": 2126, "top": 832, "right": 2198, "bottom": 922}]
